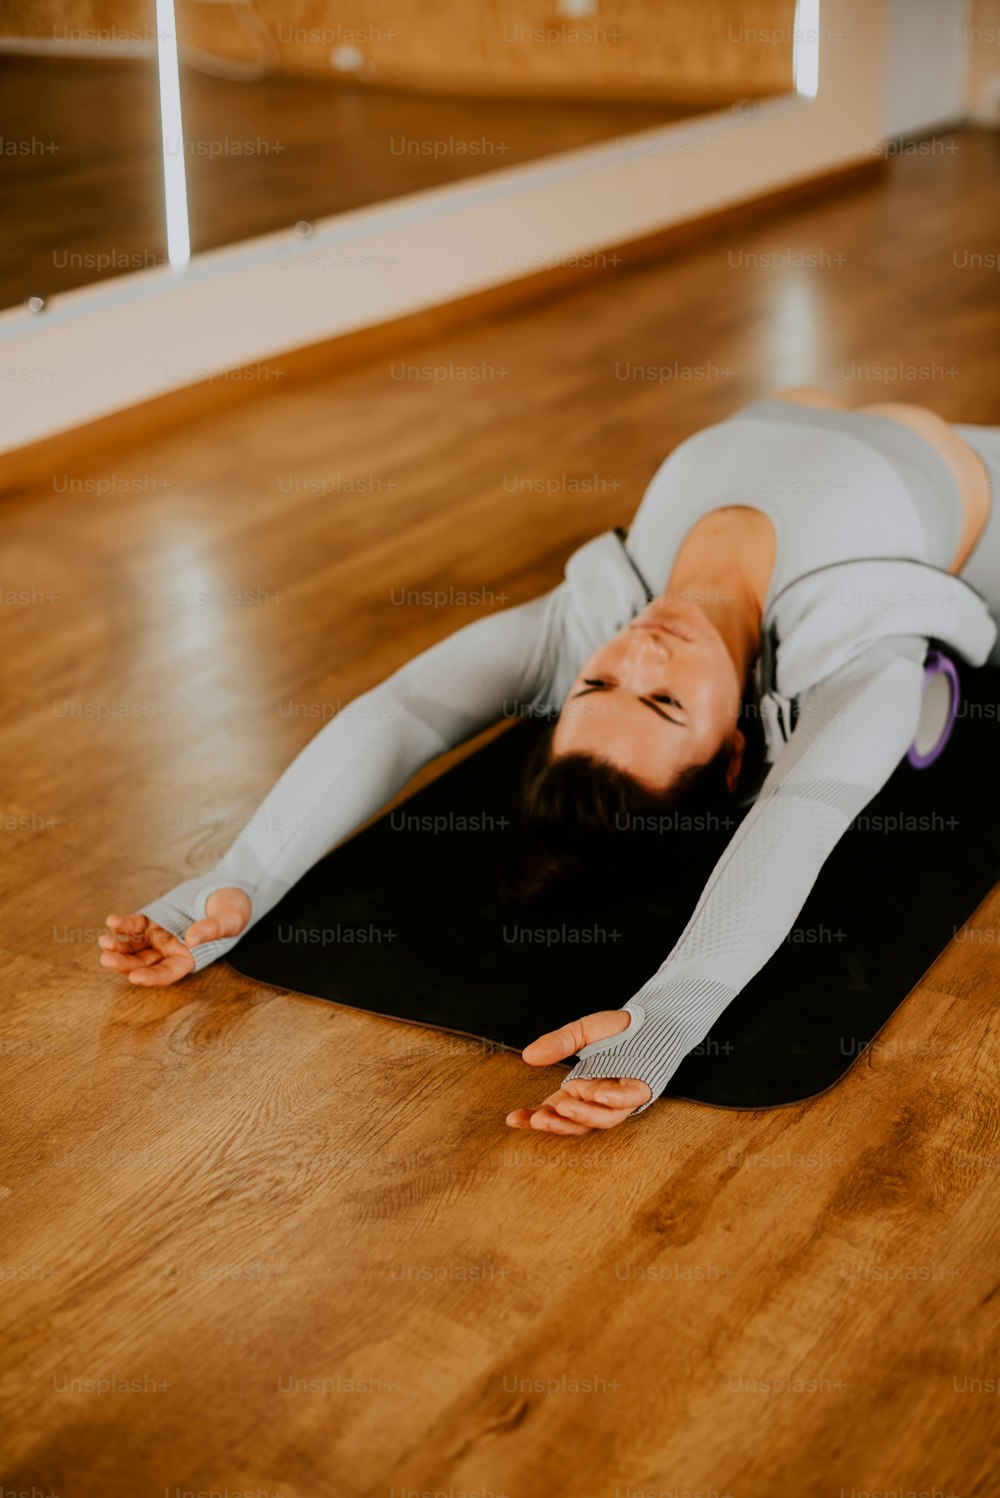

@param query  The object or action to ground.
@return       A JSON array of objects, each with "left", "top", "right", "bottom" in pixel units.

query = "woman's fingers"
[
  {"left": 99, "top": 914, "right": 195, "bottom": 985},
  {"left": 181, "top": 890, "right": 252, "bottom": 949},
  {"left": 181, "top": 916, "right": 222, "bottom": 948},
  {"left": 101, "top": 892, "right": 249, "bottom": 988},
  {"left": 106, "top": 913, "right": 147, "bottom": 933},
  {"left": 506, "top": 1078, "right": 649, "bottom": 1133},
  {"left": 528, "top": 1108, "right": 591, "bottom": 1135},
  {"left": 205, "top": 887, "right": 252, "bottom": 933},
  {"left": 547, "top": 1094, "right": 636, "bottom": 1130},
  {"left": 514, "top": 1013, "right": 650, "bottom": 1132},
  {"left": 507, "top": 1098, "right": 591, "bottom": 1135},
  {"left": 100, "top": 914, "right": 152, "bottom": 971},
  {"left": 127, "top": 949, "right": 195, "bottom": 986},
  {"left": 104, "top": 913, "right": 149, "bottom": 946},
  {"left": 99, "top": 946, "right": 157, "bottom": 970},
  {"left": 506, "top": 1085, "right": 636, "bottom": 1134},
  {"left": 99, "top": 933, "right": 132, "bottom": 953},
  {"left": 99, "top": 948, "right": 147, "bottom": 973},
  {"left": 562, "top": 1075, "right": 652, "bottom": 1110},
  {"left": 99, "top": 933, "right": 152, "bottom": 959},
  {"left": 521, "top": 1008, "right": 633, "bottom": 1066},
  {"left": 507, "top": 1088, "right": 587, "bottom": 1133}
]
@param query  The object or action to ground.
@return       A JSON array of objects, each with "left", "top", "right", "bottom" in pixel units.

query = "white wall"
[
  {"left": 0, "top": 0, "right": 895, "bottom": 457},
  {"left": 883, "top": 0, "right": 971, "bottom": 137}
]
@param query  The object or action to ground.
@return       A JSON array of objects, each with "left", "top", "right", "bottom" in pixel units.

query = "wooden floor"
[
  {"left": 2, "top": 129, "right": 1000, "bottom": 1497},
  {"left": 0, "top": 54, "right": 709, "bottom": 311}
]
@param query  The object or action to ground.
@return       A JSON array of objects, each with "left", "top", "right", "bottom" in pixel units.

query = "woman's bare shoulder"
[{"left": 766, "top": 386, "right": 848, "bottom": 410}]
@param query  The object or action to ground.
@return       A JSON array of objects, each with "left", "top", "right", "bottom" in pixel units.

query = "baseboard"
[{"left": 0, "top": 155, "right": 886, "bottom": 499}]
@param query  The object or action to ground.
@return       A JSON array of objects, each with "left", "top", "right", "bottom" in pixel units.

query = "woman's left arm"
[
  {"left": 514, "top": 635, "right": 929, "bottom": 1129},
  {"left": 133, "top": 585, "right": 564, "bottom": 974}
]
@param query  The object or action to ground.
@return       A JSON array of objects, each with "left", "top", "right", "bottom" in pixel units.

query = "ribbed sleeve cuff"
[
  {"left": 136, "top": 882, "right": 254, "bottom": 973},
  {"left": 562, "top": 977, "right": 739, "bottom": 1114}
]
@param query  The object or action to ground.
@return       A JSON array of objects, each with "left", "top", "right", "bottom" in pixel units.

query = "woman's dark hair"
[{"left": 498, "top": 676, "right": 767, "bottom": 909}]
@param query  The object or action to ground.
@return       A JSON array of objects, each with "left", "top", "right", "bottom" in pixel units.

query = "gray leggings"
[{"left": 954, "top": 424, "right": 1000, "bottom": 666}]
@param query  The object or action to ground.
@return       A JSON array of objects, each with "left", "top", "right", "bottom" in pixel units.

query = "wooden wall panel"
[
  {"left": 966, "top": 0, "right": 1000, "bottom": 121},
  {"left": 180, "top": 0, "right": 798, "bottom": 104},
  {"left": 0, "top": 0, "right": 149, "bottom": 43},
  {"left": 1, "top": 0, "right": 799, "bottom": 106}
]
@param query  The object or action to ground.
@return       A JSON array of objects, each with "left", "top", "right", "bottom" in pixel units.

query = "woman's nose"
[
  {"left": 623, "top": 628, "right": 671, "bottom": 663},
  {"left": 619, "top": 628, "right": 671, "bottom": 682}
]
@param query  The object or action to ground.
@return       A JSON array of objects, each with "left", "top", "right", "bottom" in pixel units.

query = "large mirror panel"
[{"left": 0, "top": 0, "right": 801, "bottom": 309}]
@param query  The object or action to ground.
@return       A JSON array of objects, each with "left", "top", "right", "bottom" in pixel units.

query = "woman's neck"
[{"left": 660, "top": 516, "right": 765, "bottom": 684}]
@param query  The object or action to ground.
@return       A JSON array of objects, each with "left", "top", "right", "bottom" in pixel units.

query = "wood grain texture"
[
  {"left": 1, "top": 128, "right": 999, "bottom": 1498},
  {"left": 3, "top": 0, "right": 798, "bottom": 104},
  {"left": 174, "top": 0, "right": 797, "bottom": 104}
]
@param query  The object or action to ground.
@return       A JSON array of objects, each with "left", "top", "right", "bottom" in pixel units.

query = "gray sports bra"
[{"left": 623, "top": 395, "right": 965, "bottom": 615}]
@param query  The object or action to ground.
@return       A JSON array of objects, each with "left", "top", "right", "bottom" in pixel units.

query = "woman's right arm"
[
  {"left": 104, "top": 586, "right": 562, "bottom": 979},
  {"left": 557, "top": 634, "right": 930, "bottom": 1112}
]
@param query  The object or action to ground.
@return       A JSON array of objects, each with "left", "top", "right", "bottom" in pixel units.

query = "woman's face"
[{"left": 551, "top": 596, "right": 745, "bottom": 793}]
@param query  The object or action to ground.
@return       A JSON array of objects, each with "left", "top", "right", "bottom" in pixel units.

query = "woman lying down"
[{"left": 99, "top": 386, "right": 1000, "bottom": 1136}]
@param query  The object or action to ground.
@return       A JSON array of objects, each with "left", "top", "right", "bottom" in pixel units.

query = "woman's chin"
[{"left": 642, "top": 596, "right": 707, "bottom": 638}]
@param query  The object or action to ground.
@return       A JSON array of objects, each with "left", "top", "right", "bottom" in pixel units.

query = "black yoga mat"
[{"left": 226, "top": 661, "right": 1000, "bottom": 1109}]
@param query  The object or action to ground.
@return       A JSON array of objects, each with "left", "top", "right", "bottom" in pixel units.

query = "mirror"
[
  {"left": 0, "top": 0, "right": 799, "bottom": 310},
  {"left": 0, "top": 49, "right": 167, "bottom": 309}
]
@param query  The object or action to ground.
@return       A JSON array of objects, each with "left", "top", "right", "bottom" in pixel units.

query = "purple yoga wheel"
[{"left": 907, "top": 648, "right": 961, "bottom": 769}]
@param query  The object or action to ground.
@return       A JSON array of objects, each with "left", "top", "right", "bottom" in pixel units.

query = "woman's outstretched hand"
[
  {"left": 506, "top": 1010, "right": 653, "bottom": 1134},
  {"left": 98, "top": 888, "right": 252, "bottom": 986}
]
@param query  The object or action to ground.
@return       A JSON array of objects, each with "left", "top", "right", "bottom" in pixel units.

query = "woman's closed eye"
[
  {"left": 573, "top": 679, "right": 686, "bottom": 724},
  {"left": 578, "top": 678, "right": 684, "bottom": 707}
]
